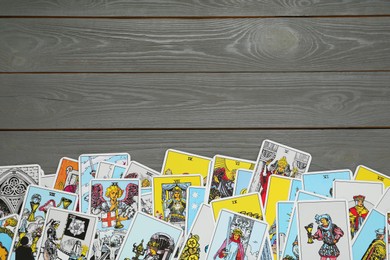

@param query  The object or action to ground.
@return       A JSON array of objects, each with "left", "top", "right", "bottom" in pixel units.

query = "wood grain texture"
[
  {"left": 0, "top": 130, "right": 389, "bottom": 175},
  {"left": 1, "top": 18, "right": 390, "bottom": 72},
  {"left": 1, "top": 0, "right": 390, "bottom": 16},
  {"left": 1, "top": 72, "right": 390, "bottom": 129}
]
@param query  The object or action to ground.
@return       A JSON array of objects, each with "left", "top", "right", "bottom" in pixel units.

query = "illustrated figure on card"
[
  {"left": 361, "top": 228, "right": 386, "bottom": 260},
  {"left": 164, "top": 186, "right": 187, "bottom": 225},
  {"left": 37, "top": 208, "right": 97, "bottom": 260},
  {"left": 348, "top": 195, "right": 369, "bottom": 239},
  {"left": 91, "top": 181, "right": 139, "bottom": 229},
  {"left": 306, "top": 214, "right": 344, "bottom": 260},
  {"left": 249, "top": 140, "right": 311, "bottom": 204},
  {"left": 214, "top": 228, "right": 245, "bottom": 260},
  {"left": 90, "top": 179, "right": 139, "bottom": 260}
]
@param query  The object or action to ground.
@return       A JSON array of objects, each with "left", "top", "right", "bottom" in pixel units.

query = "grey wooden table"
[{"left": 0, "top": 1, "right": 390, "bottom": 176}]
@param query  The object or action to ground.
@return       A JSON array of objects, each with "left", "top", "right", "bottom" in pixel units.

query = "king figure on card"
[
  {"left": 306, "top": 214, "right": 344, "bottom": 260},
  {"left": 214, "top": 229, "right": 244, "bottom": 260},
  {"left": 349, "top": 195, "right": 369, "bottom": 239}
]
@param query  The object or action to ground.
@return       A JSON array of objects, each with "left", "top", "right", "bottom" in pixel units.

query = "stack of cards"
[{"left": 1, "top": 139, "right": 389, "bottom": 260}]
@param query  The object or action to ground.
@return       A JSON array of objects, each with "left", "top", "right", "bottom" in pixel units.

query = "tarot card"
[
  {"left": 207, "top": 155, "right": 255, "bottom": 203},
  {"left": 211, "top": 192, "right": 264, "bottom": 221},
  {"left": 355, "top": 165, "right": 390, "bottom": 187},
  {"left": 302, "top": 169, "right": 353, "bottom": 198},
  {"left": 0, "top": 164, "right": 40, "bottom": 216},
  {"left": 141, "top": 192, "right": 153, "bottom": 215},
  {"left": 296, "top": 200, "right": 352, "bottom": 260},
  {"left": 95, "top": 161, "right": 128, "bottom": 179},
  {"left": 206, "top": 209, "right": 268, "bottom": 260},
  {"left": 39, "top": 175, "right": 55, "bottom": 188},
  {"left": 53, "top": 157, "right": 79, "bottom": 194},
  {"left": 162, "top": 149, "right": 212, "bottom": 186},
  {"left": 37, "top": 207, "right": 97, "bottom": 260},
  {"left": 260, "top": 235, "right": 274, "bottom": 260},
  {"left": 376, "top": 187, "right": 390, "bottom": 214},
  {"left": 79, "top": 153, "right": 130, "bottom": 213},
  {"left": 10, "top": 185, "right": 78, "bottom": 260},
  {"left": 276, "top": 201, "right": 294, "bottom": 259},
  {"left": 333, "top": 180, "right": 384, "bottom": 239},
  {"left": 124, "top": 160, "right": 160, "bottom": 188},
  {"left": 248, "top": 140, "right": 312, "bottom": 204},
  {"left": 185, "top": 186, "right": 206, "bottom": 235},
  {"left": 264, "top": 175, "right": 292, "bottom": 254},
  {"left": 116, "top": 211, "right": 183, "bottom": 260},
  {"left": 0, "top": 214, "right": 18, "bottom": 260},
  {"left": 178, "top": 204, "right": 215, "bottom": 260},
  {"left": 281, "top": 191, "right": 327, "bottom": 260},
  {"left": 352, "top": 208, "right": 386, "bottom": 259},
  {"left": 153, "top": 175, "right": 202, "bottom": 231},
  {"left": 233, "top": 169, "right": 253, "bottom": 196},
  {"left": 288, "top": 179, "right": 302, "bottom": 201},
  {"left": 89, "top": 178, "right": 140, "bottom": 260}
]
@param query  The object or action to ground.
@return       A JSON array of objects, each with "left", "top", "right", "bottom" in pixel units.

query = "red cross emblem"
[{"left": 101, "top": 211, "right": 116, "bottom": 228}]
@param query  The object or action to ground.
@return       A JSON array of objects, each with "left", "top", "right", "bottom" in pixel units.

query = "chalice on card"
[
  {"left": 28, "top": 194, "right": 42, "bottom": 222},
  {"left": 305, "top": 223, "right": 314, "bottom": 244}
]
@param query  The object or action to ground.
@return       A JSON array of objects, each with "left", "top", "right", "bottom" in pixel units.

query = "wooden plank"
[
  {"left": 1, "top": 18, "right": 390, "bottom": 72},
  {"left": 1, "top": 72, "right": 390, "bottom": 129},
  {"left": 1, "top": 0, "right": 390, "bottom": 17},
  {"left": 0, "top": 130, "right": 389, "bottom": 175}
]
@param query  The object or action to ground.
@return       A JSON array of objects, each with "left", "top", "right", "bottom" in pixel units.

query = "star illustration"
[
  {"left": 191, "top": 203, "right": 198, "bottom": 210},
  {"left": 192, "top": 192, "right": 198, "bottom": 199}
]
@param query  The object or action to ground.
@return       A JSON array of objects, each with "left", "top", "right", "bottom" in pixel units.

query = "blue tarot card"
[
  {"left": 79, "top": 153, "right": 130, "bottom": 213},
  {"left": 277, "top": 201, "right": 295, "bottom": 258},
  {"left": 185, "top": 186, "right": 206, "bottom": 235},
  {"left": 9, "top": 185, "right": 78, "bottom": 260},
  {"left": 302, "top": 169, "right": 352, "bottom": 198},
  {"left": 95, "top": 161, "right": 128, "bottom": 179},
  {"left": 288, "top": 179, "right": 302, "bottom": 201},
  {"left": 0, "top": 214, "right": 18, "bottom": 258},
  {"left": 352, "top": 208, "right": 386, "bottom": 259},
  {"left": 233, "top": 169, "right": 253, "bottom": 196}
]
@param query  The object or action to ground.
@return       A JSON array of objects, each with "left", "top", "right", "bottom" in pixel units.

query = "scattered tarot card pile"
[{"left": 0, "top": 139, "right": 389, "bottom": 260}]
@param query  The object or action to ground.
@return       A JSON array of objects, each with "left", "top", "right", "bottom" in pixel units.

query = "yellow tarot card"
[
  {"left": 161, "top": 149, "right": 212, "bottom": 186},
  {"left": 264, "top": 175, "right": 292, "bottom": 258},
  {"left": 152, "top": 174, "right": 202, "bottom": 226},
  {"left": 207, "top": 154, "right": 255, "bottom": 203},
  {"left": 210, "top": 192, "right": 263, "bottom": 221},
  {"left": 354, "top": 165, "right": 390, "bottom": 187},
  {"left": 264, "top": 175, "right": 292, "bottom": 231}
]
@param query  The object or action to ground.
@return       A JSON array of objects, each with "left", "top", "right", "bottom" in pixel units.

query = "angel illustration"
[{"left": 90, "top": 182, "right": 139, "bottom": 229}]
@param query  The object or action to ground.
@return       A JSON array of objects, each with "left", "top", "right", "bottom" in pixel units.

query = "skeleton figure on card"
[
  {"left": 90, "top": 179, "right": 140, "bottom": 260},
  {"left": 248, "top": 140, "right": 311, "bottom": 203}
]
